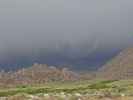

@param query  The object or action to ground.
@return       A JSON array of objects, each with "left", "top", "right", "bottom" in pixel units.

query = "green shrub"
[{"left": 89, "top": 83, "right": 110, "bottom": 89}]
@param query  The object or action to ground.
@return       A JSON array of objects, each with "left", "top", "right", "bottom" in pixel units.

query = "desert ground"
[{"left": 0, "top": 80, "right": 133, "bottom": 100}]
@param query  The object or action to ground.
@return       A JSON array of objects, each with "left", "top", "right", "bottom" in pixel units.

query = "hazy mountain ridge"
[{"left": 0, "top": 47, "right": 133, "bottom": 87}]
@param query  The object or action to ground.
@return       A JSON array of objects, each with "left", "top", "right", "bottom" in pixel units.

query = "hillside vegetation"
[{"left": 0, "top": 80, "right": 133, "bottom": 100}]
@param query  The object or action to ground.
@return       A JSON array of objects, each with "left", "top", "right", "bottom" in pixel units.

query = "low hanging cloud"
[{"left": 0, "top": 0, "right": 133, "bottom": 69}]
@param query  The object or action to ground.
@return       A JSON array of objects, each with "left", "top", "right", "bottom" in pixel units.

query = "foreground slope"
[{"left": 1, "top": 80, "right": 133, "bottom": 100}]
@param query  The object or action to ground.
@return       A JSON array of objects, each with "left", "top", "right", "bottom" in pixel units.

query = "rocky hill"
[
  {"left": 0, "top": 63, "right": 79, "bottom": 87},
  {"left": 1, "top": 47, "right": 133, "bottom": 87},
  {"left": 97, "top": 47, "right": 133, "bottom": 80}
]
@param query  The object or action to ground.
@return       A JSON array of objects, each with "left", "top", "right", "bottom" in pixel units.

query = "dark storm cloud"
[{"left": 0, "top": 0, "right": 133, "bottom": 69}]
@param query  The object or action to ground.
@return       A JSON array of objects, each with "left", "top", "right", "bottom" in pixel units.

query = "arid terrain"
[{"left": 0, "top": 47, "right": 133, "bottom": 100}]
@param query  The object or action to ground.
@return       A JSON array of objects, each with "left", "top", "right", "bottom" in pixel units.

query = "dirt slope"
[{"left": 97, "top": 47, "right": 133, "bottom": 80}]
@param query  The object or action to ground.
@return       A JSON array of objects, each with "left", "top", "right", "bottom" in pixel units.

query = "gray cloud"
[{"left": 0, "top": 0, "right": 133, "bottom": 69}]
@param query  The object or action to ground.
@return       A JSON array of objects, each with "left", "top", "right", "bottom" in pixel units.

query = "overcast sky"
[{"left": 0, "top": 0, "right": 133, "bottom": 68}]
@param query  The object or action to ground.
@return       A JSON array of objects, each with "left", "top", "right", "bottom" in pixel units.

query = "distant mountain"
[{"left": 97, "top": 47, "right": 133, "bottom": 80}]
